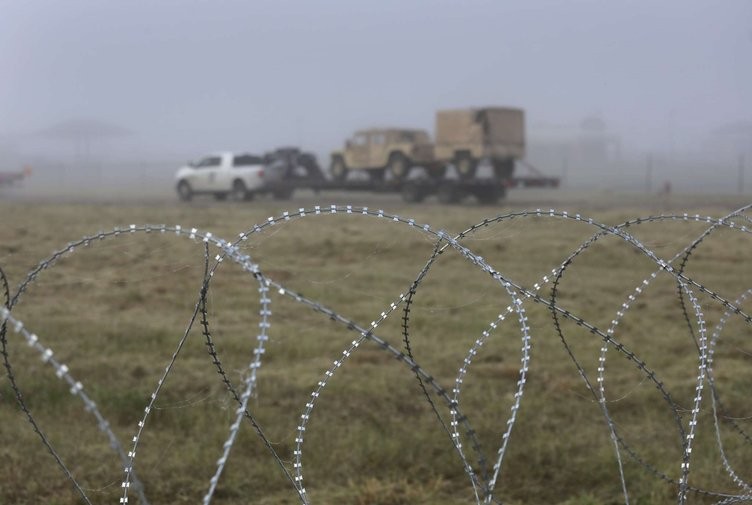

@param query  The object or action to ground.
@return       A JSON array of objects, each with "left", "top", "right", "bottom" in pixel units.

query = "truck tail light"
[{"left": 258, "top": 169, "right": 264, "bottom": 178}]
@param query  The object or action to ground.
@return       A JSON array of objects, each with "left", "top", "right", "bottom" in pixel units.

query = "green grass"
[{"left": 0, "top": 195, "right": 750, "bottom": 504}]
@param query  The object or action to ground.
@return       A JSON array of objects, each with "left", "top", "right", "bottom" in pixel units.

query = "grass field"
[{"left": 0, "top": 192, "right": 750, "bottom": 504}]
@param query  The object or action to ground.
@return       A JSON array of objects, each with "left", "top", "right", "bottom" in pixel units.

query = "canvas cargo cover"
[{"left": 436, "top": 107, "right": 525, "bottom": 148}]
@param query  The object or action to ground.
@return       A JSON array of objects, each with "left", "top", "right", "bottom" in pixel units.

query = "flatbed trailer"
[
  {"left": 262, "top": 175, "right": 514, "bottom": 204},
  {"left": 257, "top": 154, "right": 559, "bottom": 204},
  {"left": 504, "top": 176, "right": 560, "bottom": 189}
]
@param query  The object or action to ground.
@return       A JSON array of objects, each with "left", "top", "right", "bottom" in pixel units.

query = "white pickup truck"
[{"left": 175, "top": 152, "right": 266, "bottom": 201}]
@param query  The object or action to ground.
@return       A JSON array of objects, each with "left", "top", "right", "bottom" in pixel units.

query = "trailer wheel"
[
  {"left": 401, "top": 182, "right": 426, "bottom": 203},
  {"left": 330, "top": 157, "right": 347, "bottom": 181},
  {"left": 492, "top": 158, "right": 515, "bottom": 180},
  {"left": 426, "top": 165, "right": 447, "bottom": 179},
  {"left": 368, "top": 168, "right": 386, "bottom": 181},
  {"left": 437, "top": 183, "right": 461, "bottom": 204},
  {"left": 474, "top": 186, "right": 503, "bottom": 205},
  {"left": 273, "top": 186, "right": 294, "bottom": 200},
  {"left": 387, "top": 152, "right": 411, "bottom": 180},
  {"left": 454, "top": 153, "right": 477, "bottom": 180}
]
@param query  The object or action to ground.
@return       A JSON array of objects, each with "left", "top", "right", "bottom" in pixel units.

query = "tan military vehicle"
[
  {"left": 330, "top": 128, "right": 441, "bottom": 181},
  {"left": 435, "top": 107, "right": 525, "bottom": 179}
]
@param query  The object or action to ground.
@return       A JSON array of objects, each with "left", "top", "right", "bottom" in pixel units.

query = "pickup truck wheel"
[
  {"left": 231, "top": 179, "right": 249, "bottom": 201},
  {"left": 387, "top": 153, "right": 411, "bottom": 180},
  {"left": 177, "top": 180, "right": 193, "bottom": 201},
  {"left": 454, "top": 153, "right": 477, "bottom": 180},
  {"left": 330, "top": 157, "right": 347, "bottom": 181}
]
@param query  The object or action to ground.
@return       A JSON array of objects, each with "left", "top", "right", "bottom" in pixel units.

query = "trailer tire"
[
  {"left": 437, "top": 183, "right": 461, "bottom": 204},
  {"left": 368, "top": 168, "right": 386, "bottom": 181},
  {"left": 330, "top": 157, "right": 348, "bottom": 181},
  {"left": 474, "top": 185, "right": 504, "bottom": 205},
  {"left": 387, "top": 152, "right": 411, "bottom": 180},
  {"left": 454, "top": 152, "right": 477, "bottom": 180},
  {"left": 426, "top": 165, "right": 447, "bottom": 179},
  {"left": 401, "top": 182, "right": 426, "bottom": 203},
  {"left": 273, "top": 186, "right": 294, "bottom": 200},
  {"left": 492, "top": 158, "right": 515, "bottom": 180}
]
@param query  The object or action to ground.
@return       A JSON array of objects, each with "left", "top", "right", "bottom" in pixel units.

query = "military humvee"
[
  {"left": 330, "top": 128, "right": 441, "bottom": 181},
  {"left": 434, "top": 107, "right": 525, "bottom": 179}
]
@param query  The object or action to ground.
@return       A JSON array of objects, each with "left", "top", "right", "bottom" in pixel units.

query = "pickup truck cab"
[{"left": 175, "top": 152, "right": 265, "bottom": 201}]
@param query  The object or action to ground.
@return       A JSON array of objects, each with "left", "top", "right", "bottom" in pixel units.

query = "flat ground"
[{"left": 0, "top": 190, "right": 750, "bottom": 504}]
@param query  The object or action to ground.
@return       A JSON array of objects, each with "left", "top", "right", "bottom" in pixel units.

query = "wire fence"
[{"left": 1, "top": 203, "right": 751, "bottom": 504}]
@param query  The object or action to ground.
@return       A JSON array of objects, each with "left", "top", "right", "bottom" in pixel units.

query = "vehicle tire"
[
  {"left": 387, "top": 152, "right": 411, "bottom": 180},
  {"left": 273, "top": 186, "right": 294, "bottom": 200},
  {"left": 401, "top": 182, "right": 425, "bottom": 203},
  {"left": 426, "top": 165, "right": 447, "bottom": 179},
  {"left": 454, "top": 152, "right": 477, "bottom": 180},
  {"left": 330, "top": 157, "right": 348, "bottom": 181},
  {"left": 474, "top": 186, "right": 502, "bottom": 205},
  {"left": 437, "top": 183, "right": 461, "bottom": 204},
  {"left": 368, "top": 168, "right": 386, "bottom": 182},
  {"left": 214, "top": 192, "right": 228, "bottom": 201},
  {"left": 176, "top": 180, "right": 193, "bottom": 201},
  {"left": 230, "top": 179, "right": 249, "bottom": 201},
  {"left": 492, "top": 158, "right": 515, "bottom": 180}
]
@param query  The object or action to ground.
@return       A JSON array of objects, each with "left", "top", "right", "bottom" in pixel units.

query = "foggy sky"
[{"left": 1, "top": 0, "right": 751, "bottom": 159}]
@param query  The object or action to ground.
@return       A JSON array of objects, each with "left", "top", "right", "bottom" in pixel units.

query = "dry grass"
[{"left": 0, "top": 193, "right": 750, "bottom": 504}]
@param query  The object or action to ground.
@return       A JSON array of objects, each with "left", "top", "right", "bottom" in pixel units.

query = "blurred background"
[{"left": 1, "top": 0, "right": 750, "bottom": 199}]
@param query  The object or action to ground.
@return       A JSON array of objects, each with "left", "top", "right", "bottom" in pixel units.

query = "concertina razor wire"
[{"left": 0, "top": 203, "right": 751, "bottom": 504}]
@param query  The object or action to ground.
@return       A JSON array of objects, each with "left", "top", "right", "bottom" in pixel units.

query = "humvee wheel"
[
  {"left": 387, "top": 152, "right": 411, "bottom": 180},
  {"left": 330, "top": 157, "right": 347, "bottom": 181},
  {"left": 454, "top": 153, "right": 477, "bottom": 180}
]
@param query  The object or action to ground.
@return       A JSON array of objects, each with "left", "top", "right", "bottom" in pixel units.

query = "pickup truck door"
[
  {"left": 210, "top": 154, "right": 232, "bottom": 190},
  {"left": 191, "top": 156, "right": 222, "bottom": 191}
]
